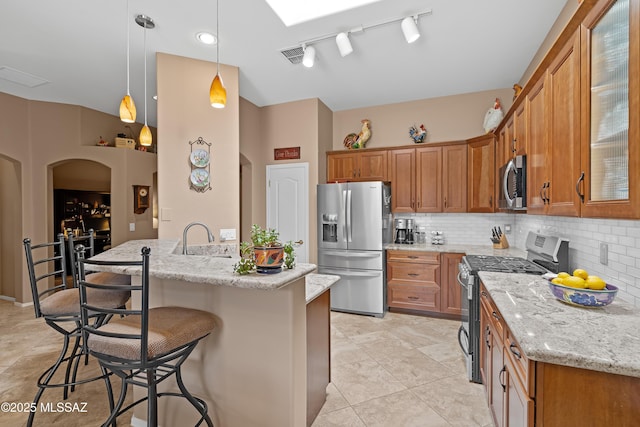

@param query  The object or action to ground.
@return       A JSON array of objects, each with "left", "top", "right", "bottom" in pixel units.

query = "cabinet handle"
[
  {"left": 408, "top": 273, "right": 420, "bottom": 277},
  {"left": 353, "top": 170, "right": 356, "bottom": 178},
  {"left": 539, "top": 183, "right": 545, "bottom": 204},
  {"left": 499, "top": 365, "right": 506, "bottom": 392},
  {"left": 485, "top": 325, "right": 491, "bottom": 349},
  {"left": 492, "top": 311, "right": 501, "bottom": 321},
  {"left": 444, "top": 197, "right": 447, "bottom": 209},
  {"left": 489, "top": 195, "right": 493, "bottom": 207},
  {"left": 510, "top": 343, "right": 522, "bottom": 359},
  {"left": 542, "top": 181, "right": 550, "bottom": 204},
  {"left": 512, "top": 138, "right": 517, "bottom": 154},
  {"left": 575, "top": 171, "right": 585, "bottom": 203},
  {"left": 481, "top": 291, "right": 488, "bottom": 298},
  {"left": 408, "top": 256, "right": 419, "bottom": 259},
  {"left": 407, "top": 296, "right": 420, "bottom": 300},
  {"left": 358, "top": 168, "right": 361, "bottom": 177}
]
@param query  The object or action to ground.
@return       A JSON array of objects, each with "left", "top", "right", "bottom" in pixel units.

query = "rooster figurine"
[
  {"left": 409, "top": 124, "right": 427, "bottom": 143},
  {"left": 343, "top": 119, "right": 371, "bottom": 149},
  {"left": 483, "top": 98, "right": 504, "bottom": 133}
]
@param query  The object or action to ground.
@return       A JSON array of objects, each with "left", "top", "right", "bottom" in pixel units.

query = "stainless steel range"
[{"left": 457, "top": 231, "right": 569, "bottom": 383}]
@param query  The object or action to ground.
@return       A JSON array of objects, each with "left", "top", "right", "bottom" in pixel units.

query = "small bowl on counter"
[{"left": 547, "top": 280, "right": 618, "bottom": 308}]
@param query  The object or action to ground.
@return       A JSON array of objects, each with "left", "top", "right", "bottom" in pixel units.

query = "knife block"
[{"left": 493, "top": 233, "right": 509, "bottom": 249}]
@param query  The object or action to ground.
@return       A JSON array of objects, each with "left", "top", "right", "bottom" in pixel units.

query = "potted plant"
[{"left": 233, "top": 225, "right": 298, "bottom": 275}]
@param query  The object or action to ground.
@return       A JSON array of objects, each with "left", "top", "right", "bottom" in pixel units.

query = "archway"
[
  {"left": 0, "top": 155, "right": 22, "bottom": 300},
  {"left": 239, "top": 153, "right": 253, "bottom": 242},
  {"left": 51, "top": 159, "right": 112, "bottom": 252}
]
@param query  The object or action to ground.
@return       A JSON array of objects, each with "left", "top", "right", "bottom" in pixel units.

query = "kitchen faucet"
[{"left": 182, "top": 222, "right": 215, "bottom": 255}]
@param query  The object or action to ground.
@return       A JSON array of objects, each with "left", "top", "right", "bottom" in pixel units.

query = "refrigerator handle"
[
  {"left": 342, "top": 189, "right": 348, "bottom": 242},
  {"left": 346, "top": 189, "right": 353, "bottom": 243}
]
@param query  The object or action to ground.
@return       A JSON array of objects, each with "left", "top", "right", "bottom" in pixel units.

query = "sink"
[{"left": 172, "top": 243, "right": 237, "bottom": 257}]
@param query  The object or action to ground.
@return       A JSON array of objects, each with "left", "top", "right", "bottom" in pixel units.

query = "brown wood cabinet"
[
  {"left": 440, "top": 253, "right": 464, "bottom": 316},
  {"left": 480, "top": 281, "right": 640, "bottom": 427},
  {"left": 467, "top": 134, "right": 495, "bottom": 213},
  {"left": 386, "top": 250, "right": 462, "bottom": 319},
  {"left": 389, "top": 142, "right": 467, "bottom": 213},
  {"left": 387, "top": 250, "right": 440, "bottom": 312},
  {"left": 327, "top": 149, "right": 388, "bottom": 182},
  {"left": 525, "top": 74, "right": 548, "bottom": 214},
  {"left": 306, "top": 289, "right": 331, "bottom": 426}
]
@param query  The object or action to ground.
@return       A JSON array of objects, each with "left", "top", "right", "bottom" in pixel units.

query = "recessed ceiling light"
[
  {"left": 196, "top": 32, "right": 217, "bottom": 45},
  {"left": 265, "top": 0, "right": 383, "bottom": 26}
]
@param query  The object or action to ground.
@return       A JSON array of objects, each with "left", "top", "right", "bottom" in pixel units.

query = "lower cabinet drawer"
[
  {"left": 506, "top": 332, "right": 533, "bottom": 396},
  {"left": 388, "top": 262, "right": 439, "bottom": 283},
  {"left": 388, "top": 283, "right": 440, "bottom": 311}
]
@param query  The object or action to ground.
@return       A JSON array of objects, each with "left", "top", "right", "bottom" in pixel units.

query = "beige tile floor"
[{"left": 0, "top": 300, "right": 493, "bottom": 426}]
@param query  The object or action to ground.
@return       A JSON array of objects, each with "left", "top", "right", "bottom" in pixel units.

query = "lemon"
[
  {"left": 585, "top": 275, "right": 606, "bottom": 290},
  {"left": 557, "top": 272, "right": 570, "bottom": 279},
  {"left": 563, "top": 276, "right": 587, "bottom": 289},
  {"left": 551, "top": 277, "right": 564, "bottom": 285},
  {"left": 573, "top": 269, "right": 589, "bottom": 280}
]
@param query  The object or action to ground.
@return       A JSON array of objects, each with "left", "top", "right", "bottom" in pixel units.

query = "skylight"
[{"left": 265, "top": 0, "right": 383, "bottom": 26}]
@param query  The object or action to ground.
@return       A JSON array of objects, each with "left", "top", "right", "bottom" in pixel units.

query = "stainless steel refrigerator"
[{"left": 317, "top": 181, "right": 392, "bottom": 317}]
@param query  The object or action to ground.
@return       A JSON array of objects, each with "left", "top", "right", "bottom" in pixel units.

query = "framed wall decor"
[{"left": 189, "top": 137, "right": 212, "bottom": 193}]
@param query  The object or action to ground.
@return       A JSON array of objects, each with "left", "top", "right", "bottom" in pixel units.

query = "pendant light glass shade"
[
  {"left": 139, "top": 124, "right": 152, "bottom": 146},
  {"left": 120, "top": 0, "right": 136, "bottom": 123},
  {"left": 119, "top": 94, "right": 136, "bottom": 123},
  {"left": 210, "top": 73, "right": 227, "bottom": 108}
]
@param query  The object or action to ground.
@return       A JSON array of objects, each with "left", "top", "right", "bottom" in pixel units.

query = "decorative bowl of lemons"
[{"left": 548, "top": 269, "right": 618, "bottom": 307}]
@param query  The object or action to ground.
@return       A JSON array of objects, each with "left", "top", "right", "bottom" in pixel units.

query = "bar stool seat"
[
  {"left": 89, "top": 306, "right": 216, "bottom": 360},
  {"left": 39, "top": 284, "right": 130, "bottom": 316}
]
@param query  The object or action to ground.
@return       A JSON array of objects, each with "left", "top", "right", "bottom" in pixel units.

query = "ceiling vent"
[
  {"left": 0, "top": 66, "right": 49, "bottom": 87},
  {"left": 280, "top": 46, "right": 305, "bottom": 64}
]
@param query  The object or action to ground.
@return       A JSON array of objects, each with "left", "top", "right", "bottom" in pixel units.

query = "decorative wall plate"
[
  {"left": 190, "top": 149, "right": 210, "bottom": 168},
  {"left": 190, "top": 168, "right": 210, "bottom": 188}
]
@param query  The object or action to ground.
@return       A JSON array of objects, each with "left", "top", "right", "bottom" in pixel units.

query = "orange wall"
[
  {"left": 156, "top": 53, "right": 240, "bottom": 244},
  {"left": 0, "top": 92, "right": 157, "bottom": 303},
  {"left": 332, "top": 88, "right": 513, "bottom": 150}
]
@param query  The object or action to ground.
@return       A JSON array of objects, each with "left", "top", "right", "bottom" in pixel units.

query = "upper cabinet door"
[
  {"left": 442, "top": 144, "right": 467, "bottom": 212},
  {"left": 389, "top": 148, "right": 416, "bottom": 213},
  {"left": 580, "top": 0, "right": 639, "bottom": 218},
  {"left": 416, "top": 146, "right": 442, "bottom": 213},
  {"left": 467, "top": 134, "right": 496, "bottom": 213},
  {"left": 327, "top": 152, "right": 358, "bottom": 182},
  {"left": 526, "top": 74, "right": 549, "bottom": 215},
  {"left": 546, "top": 29, "right": 582, "bottom": 217}
]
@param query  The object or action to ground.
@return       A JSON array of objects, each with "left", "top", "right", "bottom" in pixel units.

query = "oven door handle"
[
  {"left": 458, "top": 325, "right": 469, "bottom": 357},
  {"left": 457, "top": 272, "right": 473, "bottom": 300}
]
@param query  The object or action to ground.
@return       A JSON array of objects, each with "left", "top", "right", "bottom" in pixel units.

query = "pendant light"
[
  {"left": 209, "top": 0, "right": 227, "bottom": 108},
  {"left": 119, "top": 0, "right": 136, "bottom": 123},
  {"left": 136, "top": 15, "right": 154, "bottom": 146}
]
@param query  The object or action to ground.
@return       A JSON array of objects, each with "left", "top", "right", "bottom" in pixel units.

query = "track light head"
[
  {"left": 302, "top": 45, "right": 316, "bottom": 67},
  {"left": 336, "top": 32, "right": 353, "bottom": 57},
  {"left": 401, "top": 16, "right": 420, "bottom": 43}
]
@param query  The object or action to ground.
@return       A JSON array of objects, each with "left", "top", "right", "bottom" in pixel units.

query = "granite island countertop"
[
  {"left": 305, "top": 273, "right": 340, "bottom": 303},
  {"left": 385, "top": 243, "right": 526, "bottom": 257},
  {"left": 88, "top": 239, "right": 317, "bottom": 291},
  {"left": 479, "top": 271, "right": 640, "bottom": 378}
]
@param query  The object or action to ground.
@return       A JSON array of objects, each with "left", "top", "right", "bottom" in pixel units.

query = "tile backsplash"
[{"left": 395, "top": 212, "right": 640, "bottom": 307}]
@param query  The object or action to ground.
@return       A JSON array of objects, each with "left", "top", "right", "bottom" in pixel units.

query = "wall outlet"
[
  {"left": 129, "top": 223, "right": 135, "bottom": 232},
  {"left": 161, "top": 208, "right": 172, "bottom": 221},
  {"left": 220, "top": 228, "right": 236, "bottom": 241},
  {"left": 599, "top": 242, "right": 608, "bottom": 265},
  {"left": 504, "top": 224, "right": 512, "bottom": 234}
]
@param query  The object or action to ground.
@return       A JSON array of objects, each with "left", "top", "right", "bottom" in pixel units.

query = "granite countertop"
[
  {"left": 385, "top": 243, "right": 526, "bottom": 258},
  {"left": 88, "top": 239, "right": 316, "bottom": 291},
  {"left": 305, "top": 273, "right": 340, "bottom": 304},
  {"left": 479, "top": 271, "right": 640, "bottom": 378}
]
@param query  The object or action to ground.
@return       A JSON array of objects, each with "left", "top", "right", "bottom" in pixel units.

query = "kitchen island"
[
  {"left": 479, "top": 271, "right": 640, "bottom": 426},
  {"left": 89, "top": 239, "right": 338, "bottom": 427}
]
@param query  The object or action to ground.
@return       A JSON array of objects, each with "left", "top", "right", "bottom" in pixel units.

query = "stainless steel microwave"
[{"left": 499, "top": 155, "right": 526, "bottom": 210}]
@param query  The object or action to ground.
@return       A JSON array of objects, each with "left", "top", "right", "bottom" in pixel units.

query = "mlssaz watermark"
[{"left": 1, "top": 401, "right": 88, "bottom": 413}]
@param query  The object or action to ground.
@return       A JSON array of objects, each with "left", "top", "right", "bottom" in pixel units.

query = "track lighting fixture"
[
  {"left": 335, "top": 32, "right": 353, "bottom": 57},
  {"left": 401, "top": 16, "right": 420, "bottom": 44},
  {"left": 302, "top": 45, "right": 316, "bottom": 68},
  {"left": 284, "top": 10, "right": 431, "bottom": 67}
]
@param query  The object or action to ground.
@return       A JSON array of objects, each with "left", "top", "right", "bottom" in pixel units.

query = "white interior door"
[{"left": 266, "top": 163, "right": 309, "bottom": 263}]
